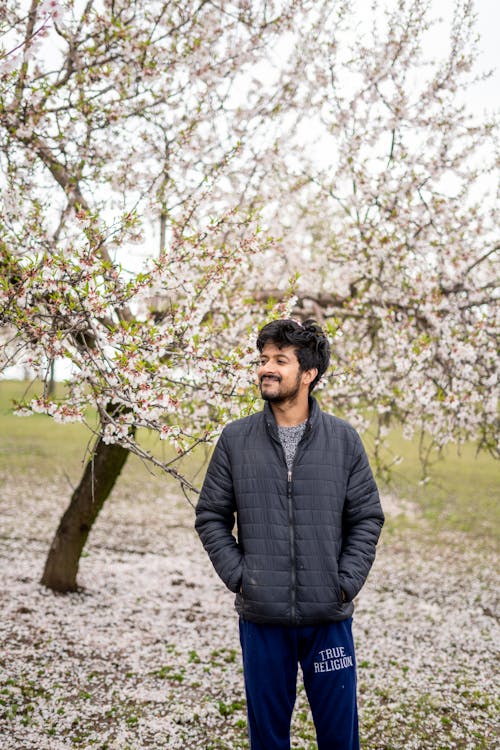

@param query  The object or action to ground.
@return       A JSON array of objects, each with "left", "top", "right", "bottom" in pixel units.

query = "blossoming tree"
[
  {"left": 0, "top": 0, "right": 303, "bottom": 591},
  {"left": 252, "top": 0, "right": 499, "bottom": 472},
  {"left": 1, "top": 0, "right": 498, "bottom": 591}
]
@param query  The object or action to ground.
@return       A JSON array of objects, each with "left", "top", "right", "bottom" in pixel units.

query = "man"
[{"left": 195, "top": 319, "right": 384, "bottom": 750}]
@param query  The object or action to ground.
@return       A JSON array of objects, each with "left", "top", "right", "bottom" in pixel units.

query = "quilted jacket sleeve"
[
  {"left": 338, "top": 434, "right": 384, "bottom": 602},
  {"left": 194, "top": 432, "right": 243, "bottom": 593}
]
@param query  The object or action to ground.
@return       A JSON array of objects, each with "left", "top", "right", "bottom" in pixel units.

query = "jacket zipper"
[
  {"left": 268, "top": 417, "right": 312, "bottom": 627},
  {"left": 287, "top": 469, "right": 296, "bottom": 624},
  {"left": 286, "top": 423, "right": 312, "bottom": 626}
]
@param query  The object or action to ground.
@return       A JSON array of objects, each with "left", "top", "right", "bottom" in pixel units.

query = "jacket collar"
[{"left": 263, "top": 395, "right": 320, "bottom": 440}]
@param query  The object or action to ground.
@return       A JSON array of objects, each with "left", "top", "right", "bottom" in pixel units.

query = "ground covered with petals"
[{"left": 0, "top": 470, "right": 498, "bottom": 749}]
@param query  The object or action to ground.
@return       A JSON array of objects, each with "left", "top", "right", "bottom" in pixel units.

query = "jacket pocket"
[
  {"left": 234, "top": 558, "right": 246, "bottom": 616},
  {"left": 329, "top": 559, "right": 343, "bottom": 603},
  {"left": 238, "top": 557, "right": 248, "bottom": 598},
  {"left": 240, "top": 563, "right": 245, "bottom": 597}
]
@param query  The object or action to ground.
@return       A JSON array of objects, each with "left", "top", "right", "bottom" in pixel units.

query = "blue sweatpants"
[{"left": 239, "top": 618, "right": 359, "bottom": 750}]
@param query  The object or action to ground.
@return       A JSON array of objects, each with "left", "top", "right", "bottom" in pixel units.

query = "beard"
[{"left": 259, "top": 373, "right": 302, "bottom": 403}]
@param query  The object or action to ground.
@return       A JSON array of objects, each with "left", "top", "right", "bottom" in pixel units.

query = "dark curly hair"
[{"left": 256, "top": 318, "right": 331, "bottom": 393}]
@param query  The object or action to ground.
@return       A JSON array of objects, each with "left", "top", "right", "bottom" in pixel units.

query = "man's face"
[{"left": 257, "top": 342, "right": 313, "bottom": 404}]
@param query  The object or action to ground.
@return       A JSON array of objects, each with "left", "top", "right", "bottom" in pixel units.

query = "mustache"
[{"left": 259, "top": 375, "right": 281, "bottom": 383}]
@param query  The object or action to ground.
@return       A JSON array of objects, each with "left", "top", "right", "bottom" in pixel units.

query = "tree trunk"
[
  {"left": 41, "top": 431, "right": 133, "bottom": 592},
  {"left": 47, "top": 359, "right": 56, "bottom": 396}
]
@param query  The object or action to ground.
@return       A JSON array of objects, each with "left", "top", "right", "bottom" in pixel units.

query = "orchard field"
[
  {"left": 0, "top": 380, "right": 498, "bottom": 749},
  {"left": 2, "top": 2, "right": 498, "bottom": 747}
]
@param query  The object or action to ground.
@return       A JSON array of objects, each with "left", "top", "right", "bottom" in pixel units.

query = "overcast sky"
[{"left": 468, "top": 0, "right": 500, "bottom": 110}]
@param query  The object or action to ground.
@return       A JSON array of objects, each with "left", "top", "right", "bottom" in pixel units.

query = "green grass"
[
  {"left": 0, "top": 379, "right": 98, "bottom": 481},
  {"left": 0, "top": 379, "right": 192, "bottom": 492},
  {"left": 366, "top": 423, "right": 499, "bottom": 539},
  {"left": 0, "top": 379, "right": 498, "bottom": 539}
]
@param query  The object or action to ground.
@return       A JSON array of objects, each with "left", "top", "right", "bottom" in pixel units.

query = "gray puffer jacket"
[{"left": 195, "top": 397, "right": 384, "bottom": 626}]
